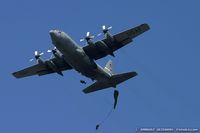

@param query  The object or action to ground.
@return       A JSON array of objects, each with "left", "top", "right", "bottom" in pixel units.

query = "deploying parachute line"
[
  {"left": 95, "top": 90, "right": 119, "bottom": 130},
  {"left": 95, "top": 106, "right": 114, "bottom": 130}
]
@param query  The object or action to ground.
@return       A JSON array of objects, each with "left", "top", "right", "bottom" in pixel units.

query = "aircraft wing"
[
  {"left": 12, "top": 57, "right": 72, "bottom": 78},
  {"left": 83, "top": 23, "right": 150, "bottom": 60}
]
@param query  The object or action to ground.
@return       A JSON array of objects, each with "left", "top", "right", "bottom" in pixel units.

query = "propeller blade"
[
  {"left": 80, "top": 38, "right": 85, "bottom": 42},
  {"left": 97, "top": 33, "right": 102, "bottom": 36},
  {"left": 86, "top": 32, "right": 90, "bottom": 37},
  {"left": 30, "top": 51, "right": 43, "bottom": 62},
  {"left": 80, "top": 32, "right": 95, "bottom": 42},
  {"left": 35, "top": 51, "right": 38, "bottom": 56},
  {"left": 102, "top": 25, "right": 106, "bottom": 30},
  {"left": 108, "top": 26, "right": 112, "bottom": 30}
]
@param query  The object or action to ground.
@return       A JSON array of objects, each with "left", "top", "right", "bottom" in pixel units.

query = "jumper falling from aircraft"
[{"left": 12, "top": 24, "right": 150, "bottom": 93}]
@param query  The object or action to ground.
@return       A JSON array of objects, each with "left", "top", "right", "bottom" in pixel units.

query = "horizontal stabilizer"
[{"left": 83, "top": 71, "right": 137, "bottom": 94}]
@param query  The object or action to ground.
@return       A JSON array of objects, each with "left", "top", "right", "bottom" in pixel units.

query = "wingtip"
[
  {"left": 126, "top": 71, "right": 138, "bottom": 78},
  {"left": 12, "top": 72, "right": 17, "bottom": 78},
  {"left": 142, "top": 23, "right": 150, "bottom": 30},
  {"left": 82, "top": 89, "right": 89, "bottom": 94},
  {"left": 12, "top": 72, "right": 21, "bottom": 79},
  {"left": 133, "top": 71, "right": 138, "bottom": 76}
]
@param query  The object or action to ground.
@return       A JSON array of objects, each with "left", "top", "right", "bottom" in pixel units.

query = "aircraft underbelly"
[
  {"left": 57, "top": 43, "right": 96, "bottom": 77},
  {"left": 65, "top": 52, "right": 93, "bottom": 75},
  {"left": 65, "top": 49, "right": 109, "bottom": 80},
  {"left": 54, "top": 36, "right": 109, "bottom": 80}
]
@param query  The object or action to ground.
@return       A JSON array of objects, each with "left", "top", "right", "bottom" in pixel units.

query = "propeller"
[
  {"left": 47, "top": 47, "right": 58, "bottom": 59},
  {"left": 29, "top": 51, "right": 44, "bottom": 62},
  {"left": 47, "top": 47, "right": 57, "bottom": 54},
  {"left": 97, "top": 25, "right": 112, "bottom": 36},
  {"left": 80, "top": 32, "right": 95, "bottom": 42}
]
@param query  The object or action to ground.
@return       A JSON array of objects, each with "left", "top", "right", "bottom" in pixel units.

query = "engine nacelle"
[
  {"left": 87, "top": 40, "right": 95, "bottom": 46},
  {"left": 46, "top": 60, "right": 63, "bottom": 76},
  {"left": 54, "top": 52, "right": 63, "bottom": 60},
  {"left": 37, "top": 58, "right": 45, "bottom": 64},
  {"left": 105, "top": 32, "right": 114, "bottom": 42},
  {"left": 96, "top": 41, "right": 115, "bottom": 57}
]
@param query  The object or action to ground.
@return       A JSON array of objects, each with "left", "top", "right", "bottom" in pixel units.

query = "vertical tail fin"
[{"left": 104, "top": 60, "right": 113, "bottom": 75}]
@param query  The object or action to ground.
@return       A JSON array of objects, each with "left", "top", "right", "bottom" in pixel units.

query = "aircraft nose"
[
  {"left": 49, "top": 30, "right": 60, "bottom": 44},
  {"left": 49, "top": 29, "right": 62, "bottom": 38},
  {"left": 49, "top": 30, "right": 60, "bottom": 41},
  {"left": 49, "top": 30, "right": 56, "bottom": 36}
]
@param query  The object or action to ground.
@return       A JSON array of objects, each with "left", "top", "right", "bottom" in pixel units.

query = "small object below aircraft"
[
  {"left": 113, "top": 90, "right": 119, "bottom": 109},
  {"left": 96, "top": 124, "right": 100, "bottom": 130},
  {"left": 12, "top": 24, "right": 150, "bottom": 93},
  {"left": 80, "top": 80, "right": 86, "bottom": 84},
  {"left": 95, "top": 89, "right": 120, "bottom": 130}
]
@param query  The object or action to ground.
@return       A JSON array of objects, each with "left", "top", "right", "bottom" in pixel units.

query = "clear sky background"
[{"left": 0, "top": 0, "right": 200, "bottom": 133}]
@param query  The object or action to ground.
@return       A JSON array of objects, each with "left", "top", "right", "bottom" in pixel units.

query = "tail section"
[
  {"left": 104, "top": 60, "right": 113, "bottom": 75},
  {"left": 110, "top": 72, "right": 137, "bottom": 86},
  {"left": 83, "top": 71, "right": 137, "bottom": 94}
]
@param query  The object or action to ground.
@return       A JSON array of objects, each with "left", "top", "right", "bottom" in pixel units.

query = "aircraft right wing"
[
  {"left": 12, "top": 57, "right": 72, "bottom": 78},
  {"left": 83, "top": 24, "right": 150, "bottom": 60}
]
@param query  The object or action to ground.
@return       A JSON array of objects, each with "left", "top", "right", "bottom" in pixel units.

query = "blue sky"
[{"left": 0, "top": 0, "right": 200, "bottom": 132}]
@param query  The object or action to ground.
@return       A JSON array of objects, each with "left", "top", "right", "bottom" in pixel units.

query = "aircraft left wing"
[
  {"left": 83, "top": 23, "right": 150, "bottom": 60},
  {"left": 12, "top": 58, "right": 72, "bottom": 78}
]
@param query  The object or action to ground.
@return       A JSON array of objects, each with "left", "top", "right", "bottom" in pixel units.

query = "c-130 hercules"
[{"left": 12, "top": 24, "right": 150, "bottom": 93}]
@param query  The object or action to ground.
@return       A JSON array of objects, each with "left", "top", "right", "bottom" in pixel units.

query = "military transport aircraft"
[{"left": 12, "top": 24, "right": 150, "bottom": 93}]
